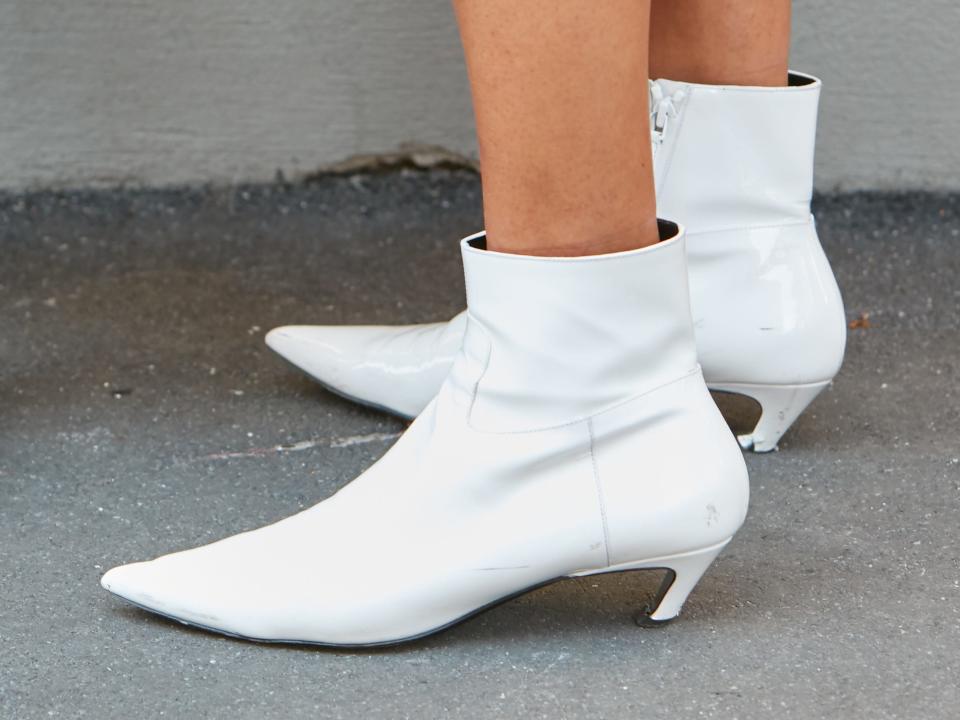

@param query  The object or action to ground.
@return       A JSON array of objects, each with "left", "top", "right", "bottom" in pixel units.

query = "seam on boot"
[
  {"left": 466, "top": 366, "right": 702, "bottom": 436},
  {"left": 684, "top": 215, "right": 814, "bottom": 238},
  {"left": 587, "top": 417, "right": 612, "bottom": 568},
  {"left": 463, "top": 311, "right": 492, "bottom": 423}
]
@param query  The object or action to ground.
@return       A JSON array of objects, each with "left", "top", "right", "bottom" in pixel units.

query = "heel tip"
[
  {"left": 737, "top": 433, "right": 780, "bottom": 453},
  {"left": 633, "top": 607, "right": 675, "bottom": 628}
]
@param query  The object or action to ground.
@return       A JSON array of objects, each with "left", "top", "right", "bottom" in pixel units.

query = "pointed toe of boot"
[
  {"left": 266, "top": 324, "right": 394, "bottom": 410},
  {"left": 101, "top": 546, "right": 258, "bottom": 637},
  {"left": 266, "top": 325, "right": 351, "bottom": 385},
  {"left": 101, "top": 559, "right": 202, "bottom": 625},
  {"left": 101, "top": 560, "right": 255, "bottom": 640},
  {"left": 266, "top": 319, "right": 464, "bottom": 419},
  {"left": 101, "top": 561, "right": 153, "bottom": 603}
]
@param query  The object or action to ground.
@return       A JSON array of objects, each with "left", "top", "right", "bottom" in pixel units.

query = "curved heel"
[
  {"left": 574, "top": 539, "right": 731, "bottom": 626},
  {"left": 633, "top": 540, "right": 730, "bottom": 625},
  {"left": 710, "top": 380, "right": 830, "bottom": 453}
]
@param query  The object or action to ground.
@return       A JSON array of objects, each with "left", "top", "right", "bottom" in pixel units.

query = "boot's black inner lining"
[
  {"left": 468, "top": 220, "right": 681, "bottom": 252},
  {"left": 657, "top": 219, "right": 679, "bottom": 242}
]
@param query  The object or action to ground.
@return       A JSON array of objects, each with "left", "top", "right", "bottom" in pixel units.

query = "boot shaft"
[
  {"left": 450, "top": 222, "right": 699, "bottom": 432},
  {"left": 653, "top": 71, "right": 821, "bottom": 232}
]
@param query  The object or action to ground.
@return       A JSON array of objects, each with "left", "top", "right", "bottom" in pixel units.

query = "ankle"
[
  {"left": 651, "top": 61, "right": 790, "bottom": 88},
  {"left": 485, "top": 216, "right": 662, "bottom": 257}
]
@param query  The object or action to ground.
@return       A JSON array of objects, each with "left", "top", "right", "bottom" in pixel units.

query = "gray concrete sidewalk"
[{"left": 1, "top": 174, "right": 958, "bottom": 719}]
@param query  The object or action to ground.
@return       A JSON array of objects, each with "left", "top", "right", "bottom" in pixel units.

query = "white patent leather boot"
[
  {"left": 652, "top": 72, "right": 846, "bottom": 451},
  {"left": 102, "top": 223, "right": 749, "bottom": 646},
  {"left": 267, "top": 72, "right": 846, "bottom": 452}
]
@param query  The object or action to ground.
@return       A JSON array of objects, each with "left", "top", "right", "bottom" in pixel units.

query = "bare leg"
[
  {"left": 452, "top": 0, "right": 658, "bottom": 256},
  {"left": 650, "top": 0, "right": 791, "bottom": 87}
]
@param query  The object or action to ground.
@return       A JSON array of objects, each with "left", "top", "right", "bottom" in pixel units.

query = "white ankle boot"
[
  {"left": 267, "top": 72, "right": 846, "bottom": 452},
  {"left": 102, "top": 223, "right": 749, "bottom": 646}
]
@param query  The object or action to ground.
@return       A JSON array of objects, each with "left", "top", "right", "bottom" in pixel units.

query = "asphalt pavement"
[{"left": 1, "top": 174, "right": 958, "bottom": 719}]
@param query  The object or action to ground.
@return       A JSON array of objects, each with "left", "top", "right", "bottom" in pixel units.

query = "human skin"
[
  {"left": 452, "top": 0, "right": 660, "bottom": 256},
  {"left": 450, "top": 1, "right": 792, "bottom": 257},
  {"left": 650, "top": 0, "right": 791, "bottom": 87}
]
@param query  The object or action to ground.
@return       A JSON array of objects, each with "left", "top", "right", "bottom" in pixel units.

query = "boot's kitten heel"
[{"left": 711, "top": 381, "right": 831, "bottom": 452}]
